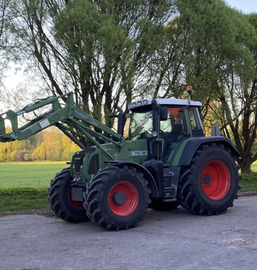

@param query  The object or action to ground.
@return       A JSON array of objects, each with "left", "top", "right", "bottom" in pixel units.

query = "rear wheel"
[
  {"left": 48, "top": 168, "right": 89, "bottom": 222},
  {"left": 177, "top": 143, "right": 240, "bottom": 215},
  {"left": 84, "top": 165, "right": 150, "bottom": 230}
]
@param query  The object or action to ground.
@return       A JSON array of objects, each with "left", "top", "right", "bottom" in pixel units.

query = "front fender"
[{"left": 108, "top": 160, "right": 160, "bottom": 197}]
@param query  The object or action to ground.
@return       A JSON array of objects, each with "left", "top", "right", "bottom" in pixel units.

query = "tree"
[
  {"left": 176, "top": 0, "right": 257, "bottom": 172},
  {"left": 8, "top": 0, "right": 175, "bottom": 121},
  {"left": 0, "top": 0, "right": 11, "bottom": 91},
  {"left": 0, "top": 129, "right": 80, "bottom": 162},
  {"left": 2, "top": 0, "right": 257, "bottom": 172},
  {"left": 146, "top": 15, "right": 187, "bottom": 99},
  {"left": 62, "top": 135, "right": 80, "bottom": 160}
]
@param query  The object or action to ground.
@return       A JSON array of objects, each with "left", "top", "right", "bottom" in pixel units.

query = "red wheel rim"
[
  {"left": 108, "top": 181, "right": 139, "bottom": 217},
  {"left": 201, "top": 160, "right": 231, "bottom": 200},
  {"left": 68, "top": 188, "right": 85, "bottom": 210}
]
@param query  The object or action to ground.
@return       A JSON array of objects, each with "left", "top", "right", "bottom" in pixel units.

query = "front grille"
[
  {"left": 73, "top": 147, "right": 95, "bottom": 174},
  {"left": 88, "top": 154, "right": 99, "bottom": 175}
]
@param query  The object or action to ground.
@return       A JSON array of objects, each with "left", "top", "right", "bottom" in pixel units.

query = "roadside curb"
[{"left": 238, "top": 191, "right": 257, "bottom": 197}]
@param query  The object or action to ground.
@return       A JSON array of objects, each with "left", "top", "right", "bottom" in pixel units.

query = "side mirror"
[
  {"left": 211, "top": 123, "right": 221, "bottom": 136},
  {"left": 160, "top": 107, "right": 168, "bottom": 121}
]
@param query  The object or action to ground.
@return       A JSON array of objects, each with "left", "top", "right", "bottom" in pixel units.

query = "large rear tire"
[
  {"left": 177, "top": 143, "right": 240, "bottom": 215},
  {"left": 84, "top": 165, "right": 150, "bottom": 230},
  {"left": 48, "top": 168, "right": 89, "bottom": 223}
]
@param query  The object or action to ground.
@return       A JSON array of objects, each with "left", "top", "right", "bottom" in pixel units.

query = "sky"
[{"left": 224, "top": 0, "right": 257, "bottom": 14}]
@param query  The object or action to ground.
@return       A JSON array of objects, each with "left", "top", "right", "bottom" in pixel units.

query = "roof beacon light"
[{"left": 186, "top": 85, "right": 192, "bottom": 104}]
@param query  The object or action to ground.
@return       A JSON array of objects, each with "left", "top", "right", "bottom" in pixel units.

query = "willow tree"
[
  {"left": 176, "top": 0, "right": 257, "bottom": 172},
  {"left": 8, "top": 0, "right": 175, "bottom": 121},
  {"left": 0, "top": 0, "right": 12, "bottom": 90}
]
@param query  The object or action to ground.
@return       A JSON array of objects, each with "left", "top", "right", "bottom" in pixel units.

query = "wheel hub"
[
  {"left": 112, "top": 191, "right": 126, "bottom": 205},
  {"left": 202, "top": 174, "right": 212, "bottom": 186},
  {"left": 108, "top": 181, "right": 139, "bottom": 217}
]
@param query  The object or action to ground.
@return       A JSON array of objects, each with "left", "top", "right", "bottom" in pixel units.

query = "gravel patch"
[{"left": 0, "top": 208, "right": 57, "bottom": 218}]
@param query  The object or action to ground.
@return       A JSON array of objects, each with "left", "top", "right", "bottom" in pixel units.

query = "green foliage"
[{"left": 176, "top": 0, "right": 256, "bottom": 100}]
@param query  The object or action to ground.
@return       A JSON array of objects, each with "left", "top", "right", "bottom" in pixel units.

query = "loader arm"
[{"left": 0, "top": 92, "right": 124, "bottom": 151}]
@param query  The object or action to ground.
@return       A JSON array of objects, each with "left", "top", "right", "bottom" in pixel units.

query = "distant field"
[
  {"left": 0, "top": 162, "right": 68, "bottom": 188},
  {"left": 0, "top": 161, "right": 256, "bottom": 189}
]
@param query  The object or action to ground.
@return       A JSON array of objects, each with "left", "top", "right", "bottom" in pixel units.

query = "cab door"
[{"left": 160, "top": 107, "right": 186, "bottom": 163}]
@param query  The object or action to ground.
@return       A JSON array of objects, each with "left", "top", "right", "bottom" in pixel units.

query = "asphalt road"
[{"left": 1, "top": 196, "right": 257, "bottom": 270}]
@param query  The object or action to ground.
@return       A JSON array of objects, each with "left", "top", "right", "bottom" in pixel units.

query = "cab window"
[
  {"left": 129, "top": 111, "right": 152, "bottom": 140},
  {"left": 188, "top": 107, "right": 204, "bottom": 136},
  {"left": 160, "top": 107, "right": 185, "bottom": 135}
]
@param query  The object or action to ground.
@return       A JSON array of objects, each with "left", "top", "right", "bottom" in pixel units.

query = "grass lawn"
[
  {"left": 0, "top": 161, "right": 68, "bottom": 213},
  {"left": 239, "top": 161, "right": 257, "bottom": 193},
  {"left": 0, "top": 161, "right": 67, "bottom": 188},
  {"left": 0, "top": 161, "right": 257, "bottom": 213},
  {"left": 0, "top": 188, "right": 49, "bottom": 212}
]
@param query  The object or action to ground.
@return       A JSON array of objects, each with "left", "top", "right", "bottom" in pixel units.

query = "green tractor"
[{"left": 0, "top": 90, "right": 240, "bottom": 230}]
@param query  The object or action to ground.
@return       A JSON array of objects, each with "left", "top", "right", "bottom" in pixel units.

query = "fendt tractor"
[{"left": 0, "top": 88, "right": 240, "bottom": 230}]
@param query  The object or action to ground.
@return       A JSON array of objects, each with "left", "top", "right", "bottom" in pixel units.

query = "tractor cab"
[{"left": 128, "top": 98, "right": 204, "bottom": 164}]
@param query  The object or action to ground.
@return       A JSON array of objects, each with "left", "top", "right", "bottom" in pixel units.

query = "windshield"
[{"left": 129, "top": 111, "right": 152, "bottom": 140}]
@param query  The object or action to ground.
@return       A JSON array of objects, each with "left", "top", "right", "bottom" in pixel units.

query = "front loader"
[{"left": 0, "top": 91, "right": 241, "bottom": 230}]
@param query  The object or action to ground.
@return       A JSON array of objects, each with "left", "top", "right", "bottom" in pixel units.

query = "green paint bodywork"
[{"left": 80, "top": 139, "right": 149, "bottom": 181}]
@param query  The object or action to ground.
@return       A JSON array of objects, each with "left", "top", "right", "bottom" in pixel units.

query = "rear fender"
[{"left": 177, "top": 136, "right": 240, "bottom": 166}]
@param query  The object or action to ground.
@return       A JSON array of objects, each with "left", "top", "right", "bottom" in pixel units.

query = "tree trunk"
[{"left": 240, "top": 157, "right": 252, "bottom": 174}]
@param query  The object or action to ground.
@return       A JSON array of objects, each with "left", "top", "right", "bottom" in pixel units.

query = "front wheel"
[
  {"left": 84, "top": 165, "right": 150, "bottom": 230},
  {"left": 177, "top": 143, "right": 240, "bottom": 215},
  {"left": 48, "top": 168, "right": 89, "bottom": 223}
]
